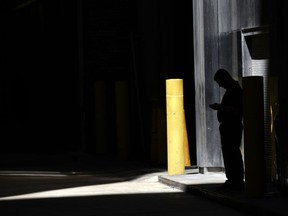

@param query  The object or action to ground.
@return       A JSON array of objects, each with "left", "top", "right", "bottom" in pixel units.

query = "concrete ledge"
[{"left": 159, "top": 174, "right": 288, "bottom": 216}]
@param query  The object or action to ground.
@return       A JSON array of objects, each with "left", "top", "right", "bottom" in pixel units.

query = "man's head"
[{"left": 214, "top": 69, "right": 234, "bottom": 88}]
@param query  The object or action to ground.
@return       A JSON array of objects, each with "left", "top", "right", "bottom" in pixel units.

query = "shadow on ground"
[{"left": 0, "top": 192, "right": 252, "bottom": 216}]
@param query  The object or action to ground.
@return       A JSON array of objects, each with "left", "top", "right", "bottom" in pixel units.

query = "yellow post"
[
  {"left": 166, "top": 79, "right": 185, "bottom": 175},
  {"left": 242, "top": 76, "right": 266, "bottom": 197},
  {"left": 115, "top": 81, "right": 129, "bottom": 160},
  {"left": 94, "top": 81, "right": 108, "bottom": 154},
  {"left": 183, "top": 113, "right": 191, "bottom": 167}
]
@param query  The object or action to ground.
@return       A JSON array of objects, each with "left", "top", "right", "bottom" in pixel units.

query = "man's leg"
[{"left": 220, "top": 123, "right": 244, "bottom": 189}]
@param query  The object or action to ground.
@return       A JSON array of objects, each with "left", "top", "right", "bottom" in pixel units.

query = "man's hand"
[{"left": 209, "top": 103, "right": 221, "bottom": 110}]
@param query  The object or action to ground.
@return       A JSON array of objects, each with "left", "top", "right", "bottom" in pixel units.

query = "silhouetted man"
[{"left": 209, "top": 69, "right": 244, "bottom": 190}]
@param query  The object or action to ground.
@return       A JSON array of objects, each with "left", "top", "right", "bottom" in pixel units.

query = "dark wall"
[
  {"left": 0, "top": 0, "right": 195, "bottom": 166},
  {"left": 82, "top": 0, "right": 195, "bottom": 163},
  {"left": 269, "top": 0, "right": 288, "bottom": 192},
  {"left": 81, "top": 0, "right": 134, "bottom": 158},
  {"left": 0, "top": 1, "right": 80, "bottom": 154},
  {"left": 136, "top": 0, "right": 195, "bottom": 164}
]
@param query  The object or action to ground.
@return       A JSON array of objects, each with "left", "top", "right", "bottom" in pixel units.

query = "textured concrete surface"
[
  {"left": 159, "top": 171, "right": 288, "bottom": 216},
  {"left": 0, "top": 163, "right": 252, "bottom": 216}
]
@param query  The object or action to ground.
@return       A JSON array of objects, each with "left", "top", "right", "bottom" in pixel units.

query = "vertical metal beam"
[{"left": 193, "top": 0, "right": 207, "bottom": 168}]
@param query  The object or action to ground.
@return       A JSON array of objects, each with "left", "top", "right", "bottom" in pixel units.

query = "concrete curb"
[{"left": 158, "top": 175, "right": 287, "bottom": 216}]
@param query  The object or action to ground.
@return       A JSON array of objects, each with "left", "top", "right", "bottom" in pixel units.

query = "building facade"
[{"left": 193, "top": 0, "right": 288, "bottom": 192}]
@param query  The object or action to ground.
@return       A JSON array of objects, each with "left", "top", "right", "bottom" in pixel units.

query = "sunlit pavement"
[
  {"left": 0, "top": 160, "right": 287, "bottom": 216},
  {"left": 0, "top": 165, "right": 253, "bottom": 216},
  {"left": 0, "top": 172, "right": 177, "bottom": 200}
]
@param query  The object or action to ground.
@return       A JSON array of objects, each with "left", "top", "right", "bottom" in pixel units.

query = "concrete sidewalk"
[
  {"left": 0, "top": 162, "right": 254, "bottom": 216},
  {"left": 159, "top": 171, "right": 288, "bottom": 216},
  {"left": 1, "top": 156, "right": 287, "bottom": 216}
]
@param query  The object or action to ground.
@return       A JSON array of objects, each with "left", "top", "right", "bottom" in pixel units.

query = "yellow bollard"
[
  {"left": 242, "top": 76, "right": 266, "bottom": 197},
  {"left": 115, "top": 81, "right": 129, "bottom": 160},
  {"left": 183, "top": 113, "right": 191, "bottom": 167},
  {"left": 94, "top": 81, "right": 108, "bottom": 154},
  {"left": 166, "top": 79, "right": 185, "bottom": 175}
]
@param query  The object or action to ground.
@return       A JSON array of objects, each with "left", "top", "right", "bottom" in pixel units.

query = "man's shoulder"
[{"left": 231, "top": 81, "right": 242, "bottom": 91}]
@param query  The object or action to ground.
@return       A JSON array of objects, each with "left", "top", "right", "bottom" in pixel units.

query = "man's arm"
[{"left": 209, "top": 103, "right": 240, "bottom": 114}]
